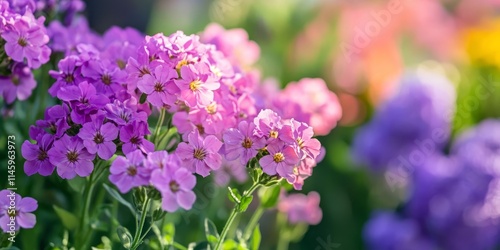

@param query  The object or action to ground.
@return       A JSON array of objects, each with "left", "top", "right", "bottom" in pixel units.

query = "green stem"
[
  {"left": 214, "top": 182, "right": 261, "bottom": 250},
  {"left": 277, "top": 232, "right": 289, "bottom": 250},
  {"left": 131, "top": 197, "right": 151, "bottom": 249},
  {"left": 152, "top": 109, "right": 166, "bottom": 144},
  {"left": 243, "top": 206, "right": 265, "bottom": 240},
  {"left": 172, "top": 241, "right": 188, "bottom": 250}
]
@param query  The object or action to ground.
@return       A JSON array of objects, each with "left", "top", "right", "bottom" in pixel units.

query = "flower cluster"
[
  {"left": 0, "top": 1, "right": 51, "bottom": 104},
  {"left": 22, "top": 25, "right": 152, "bottom": 179},
  {"left": 110, "top": 150, "right": 196, "bottom": 213},
  {"left": 0, "top": 190, "right": 38, "bottom": 233},
  {"left": 21, "top": 22, "right": 338, "bottom": 216},
  {"left": 353, "top": 72, "right": 456, "bottom": 171},
  {"left": 365, "top": 120, "right": 500, "bottom": 250},
  {"left": 278, "top": 191, "right": 322, "bottom": 225}
]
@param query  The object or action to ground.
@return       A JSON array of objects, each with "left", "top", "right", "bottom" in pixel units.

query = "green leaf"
[
  {"left": 103, "top": 184, "right": 136, "bottom": 215},
  {"left": 204, "top": 218, "right": 220, "bottom": 245},
  {"left": 250, "top": 225, "right": 261, "bottom": 250},
  {"left": 227, "top": 187, "right": 241, "bottom": 204},
  {"left": 259, "top": 185, "right": 281, "bottom": 208},
  {"left": 238, "top": 195, "right": 253, "bottom": 212},
  {"left": 52, "top": 205, "right": 79, "bottom": 230},
  {"left": 116, "top": 226, "right": 132, "bottom": 249},
  {"left": 67, "top": 176, "right": 86, "bottom": 193},
  {"left": 222, "top": 239, "right": 238, "bottom": 250}
]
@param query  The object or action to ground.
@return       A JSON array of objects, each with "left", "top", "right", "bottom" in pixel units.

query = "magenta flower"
[
  {"left": 48, "top": 135, "right": 95, "bottom": 179},
  {"left": 223, "top": 120, "right": 265, "bottom": 165},
  {"left": 0, "top": 63, "right": 36, "bottom": 104},
  {"left": 253, "top": 109, "right": 283, "bottom": 140},
  {"left": 137, "top": 64, "right": 179, "bottom": 108},
  {"left": 259, "top": 141, "right": 299, "bottom": 179},
  {"left": 78, "top": 116, "right": 118, "bottom": 160},
  {"left": 176, "top": 131, "right": 223, "bottom": 177},
  {"left": 119, "top": 121, "right": 154, "bottom": 155},
  {"left": 1, "top": 12, "right": 50, "bottom": 68},
  {"left": 0, "top": 190, "right": 38, "bottom": 232},
  {"left": 21, "top": 134, "right": 55, "bottom": 176},
  {"left": 150, "top": 152, "right": 196, "bottom": 212},
  {"left": 174, "top": 63, "right": 220, "bottom": 107},
  {"left": 35, "top": 104, "right": 70, "bottom": 139},
  {"left": 109, "top": 150, "right": 150, "bottom": 193},
  {"left": 278, "top": 191, "right": 322, "bottom": 225}
]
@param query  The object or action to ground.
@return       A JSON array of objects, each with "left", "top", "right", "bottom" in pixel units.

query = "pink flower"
[
  {"left": 280, "top": 119, "right": 321, "bottom": 160},
  {"left": 109, "top": 150, "right": 150, "bottom": 193},
  {"left": 176, "top": 131, "right": 223, "bottom": 177},
  {"left": 174, "top": 63, "right": 220, "bottom": 107},
  {"left": 150, "top": 152, "right": 196, "bottom": 212},
  {"left": 259, "top": 141, "right": 299, "bottom": 180},
  {"left": 278, "top": 191, "right": 322, "bottom": 225},
  {"left": 223, "top": 120, "right": 265, "bottom": 165}
]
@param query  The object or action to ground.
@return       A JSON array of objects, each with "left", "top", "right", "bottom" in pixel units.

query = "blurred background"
[{"left": 3, "top": 0, "right": 500, "bottom": 249}]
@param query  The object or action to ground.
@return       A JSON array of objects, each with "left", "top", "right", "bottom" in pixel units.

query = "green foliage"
[{"left": 52, "top": 205, "right": 79, "bottom": 230}]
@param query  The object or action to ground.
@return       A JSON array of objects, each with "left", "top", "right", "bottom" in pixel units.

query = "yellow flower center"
[
  {"left": 269, "top": 130, "right": 278, "bottom": 139},
  {"left": 242, "top": 137, "right": 253, "bottom": 149},
  {"left": 273, "top": 152, "right": 285, "bottom": 163},
  {"left": 194, "top": 148, "right": 207, "bottom": 160},
  {"left": 189, "top": 80, "right": 201, "bottom": 91}
]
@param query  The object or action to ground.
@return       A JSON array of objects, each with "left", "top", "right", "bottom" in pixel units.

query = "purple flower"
[
  {"left": 57, "top": 81, "right": 110, "bottom": 124},
  {"left": 78, "top": 115, "right": 118, "bottom": 160},
  {"left": 1, "top": 12, "right": 50, "bottom": 68},
  {"left": 176, "top": 131, "right": 223, "bottom": 177},
  {"left": 150, "top": 152, "right": 196, "bottom": 212},
  {"left": 35, "top": 104, "right": 70, "bottom": 139},
  {"left": 0, "top": 190, "right": 37, "bottom": 232},
  {"left": 278, "top": 191, "right": 322, "bottom": 225},
  {"left": 81, "top": 60, "right": 126, "bottom": 96},
  {"left": 119, "top": 121, "right": 154, "bottom": 155},
  {"left": 353, "top": 73, "right": 456, "bottom": 171},
  {"left": 223, "top": 120, "right": 265, "bottom": 165},
  {"left": 105, "top": 98, "right": 147, "bottom": 126},
  {"left": 48, "top": 55, "right": 83, "bottom": 97},
  {"left": 364, "top": 212, "right": 436, "bottom": 250},
  {"left": 48, "top": 135, "right": 95, "bottom": 179},
  {"left": 0, "top": 63, "right": 36, "bottom": 104},
  {"left": 259, "top": 141, "right": 299, "bottom": 180},
  {"left": 174, "top": 63, "right": 220, "bottom": 107},
  {"left": 213, "top": 159, "right": 248, "bottom": 187},
  {"left": 21, "top": 134, "right": 55, "bottom": 176},
  {"left": 109, "top": 150, "right": 150, "bottom": 193},
  {"left": 137, "top": 64, "right": 178, "bottom": 108}
]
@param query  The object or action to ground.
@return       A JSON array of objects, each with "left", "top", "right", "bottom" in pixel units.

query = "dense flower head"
[
  {"left": 0, "top": 190, "right": 38, "bottom": 232},
  {"left": 353, "top": 72, "right": 456, "bottom": 171},
  {"left": 278, "top": 191, "right": 322, "bottom": 225},
  {"left": 364, "top": 120, "right": 500, "bottom": 250},
  {"left": 22, "top": 23, "right": 329, "bottom": 191}
]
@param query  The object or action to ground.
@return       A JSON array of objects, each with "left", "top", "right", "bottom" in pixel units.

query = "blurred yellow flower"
[{"left": 463, "top": 18, "right": 500, "bottom": 68}]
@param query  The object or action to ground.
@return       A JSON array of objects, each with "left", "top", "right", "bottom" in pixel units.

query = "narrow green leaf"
[
  {"left": 227, "top": 187, "right": 241, "bottom": 204},
  {"left": 204, "top": 218, "right": 220, "bottom": 245},
  {"left": 52, "top": 205, "right": 79, "bottom": 230},
  {"left": 103, "top": 184, "right": 136, "bottom": 215},
  {"left": 250, "top": 225, "right": 261, "bottom": 250},
  {"left": 163, "top": 222, "right": 175, "bottom": 244}
]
